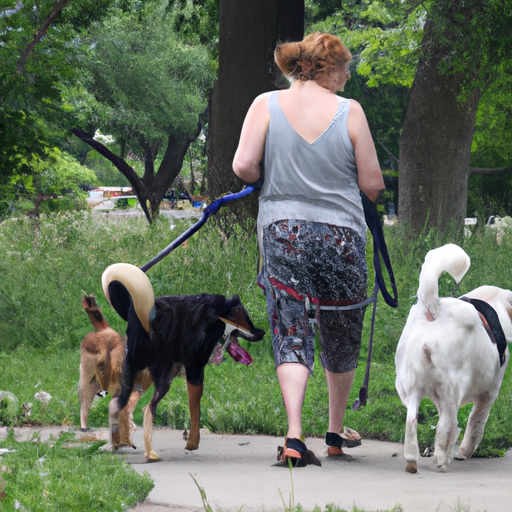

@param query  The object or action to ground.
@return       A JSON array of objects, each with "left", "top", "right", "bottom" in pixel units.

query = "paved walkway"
[{"left": 5, "top": 426, "right": 510, "bottom": 512}]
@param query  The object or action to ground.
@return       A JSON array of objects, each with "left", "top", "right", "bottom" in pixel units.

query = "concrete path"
[{"left": 4, "top": 426, "right": 511, "bottom": 512}]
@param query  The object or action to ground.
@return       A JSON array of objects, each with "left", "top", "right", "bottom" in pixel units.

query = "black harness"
[{"left": 459, "top": 296, "right": 507, "bottom": 366}]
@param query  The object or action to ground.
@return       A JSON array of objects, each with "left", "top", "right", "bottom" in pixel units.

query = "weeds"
[{"left": 0, "top": 213, "right": 511, "bottom": 454}]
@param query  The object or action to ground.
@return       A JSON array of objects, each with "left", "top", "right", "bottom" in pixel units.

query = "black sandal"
[
  {"left": 326, "top": 428, "right": 362, "bottom": 457},
  {"left": 277, "top": 438, "right": 321, "bottom": 467}
]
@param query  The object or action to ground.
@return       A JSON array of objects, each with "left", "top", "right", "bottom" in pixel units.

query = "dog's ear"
[{"left": 229, "top": 295, "right": 241, "bottom": 307}]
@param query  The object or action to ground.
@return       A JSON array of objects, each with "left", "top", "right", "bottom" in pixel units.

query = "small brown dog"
[{"left": 79, "top": 294, "right": 152, "bottom": 449}]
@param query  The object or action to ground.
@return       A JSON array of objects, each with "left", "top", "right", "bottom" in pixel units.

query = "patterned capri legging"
[{"left": 259, "top": 220, "right": 368, "bottom": 374}]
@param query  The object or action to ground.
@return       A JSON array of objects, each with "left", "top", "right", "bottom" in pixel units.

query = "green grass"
[
  {"left": 0, "top": 429, "right": 153, "bottom": 511},
  {"left": 0, "top": 211, "right": 511, "bottom": 510}
]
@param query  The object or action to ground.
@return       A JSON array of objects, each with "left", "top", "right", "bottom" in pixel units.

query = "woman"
[{"left": 233, "top": 33, "right": 385, "bottom": 466}]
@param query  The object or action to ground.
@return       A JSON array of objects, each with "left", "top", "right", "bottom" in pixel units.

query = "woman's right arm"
[
  {"left": 232, "top": 93, "right": 271, "bottom": 184},
  {"left": 347, "top": 99, "right": 385, "bottom": 202}
]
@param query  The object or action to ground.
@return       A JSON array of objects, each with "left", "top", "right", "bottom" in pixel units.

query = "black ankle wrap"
[{"left": 325, "top": 432, "right": 343, "bottom": 448}]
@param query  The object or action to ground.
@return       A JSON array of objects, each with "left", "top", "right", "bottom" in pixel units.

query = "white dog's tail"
[{"left": 417, "top": 244, "right": 470, "bottom": 319}]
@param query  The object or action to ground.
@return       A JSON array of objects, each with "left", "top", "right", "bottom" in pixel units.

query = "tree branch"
[
  {"left": 70, "top": 127, "right": 152, "bottom": 223},
  {"left": 377, "top": 140, "right": 399, "bottom": 170},
  {"left": 16, "top": 0, "right": 72, "bottom": 74}
]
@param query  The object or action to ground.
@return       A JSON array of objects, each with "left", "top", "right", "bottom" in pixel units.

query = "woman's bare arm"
[
  {"left": 347, "top": 99, "right": 385, "bottom": 202},
  {"left": 232, "top": 93, "right": 271, "bottom": 184}
]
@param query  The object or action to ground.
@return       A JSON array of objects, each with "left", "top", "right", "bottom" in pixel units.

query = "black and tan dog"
[
  {"left": 79, "top": 294, "right": 152, "bottom": 450},
  {"left": 102, "top": 263, "right": 265, "bottom": 461}
]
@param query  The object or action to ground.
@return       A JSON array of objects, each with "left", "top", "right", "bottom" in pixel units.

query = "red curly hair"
[{"left": 275, "top": 32, "right": 352, "bottom": 88}]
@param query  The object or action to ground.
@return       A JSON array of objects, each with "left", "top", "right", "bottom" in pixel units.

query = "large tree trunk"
[
  {"left": 398, "top": 17, "right": 481, "bottom": 235},
  {"left": 207, "top": 0, "right": 304, "bottom": 226}
]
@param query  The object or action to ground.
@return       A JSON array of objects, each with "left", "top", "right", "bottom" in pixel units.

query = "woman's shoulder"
[
  {"left": 346, "top": 98, "right": 363, "bottom": 111},
  {"left": 253, "top": 91, "right": 276, "bottom": 105}
]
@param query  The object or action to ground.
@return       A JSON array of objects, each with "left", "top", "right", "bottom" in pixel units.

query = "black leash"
[
  {"left": 352, "top": 193, "right": 398, "bottom": 410},
  {"left": 361, "top": 192, "right": 398, "bottom": 308}
]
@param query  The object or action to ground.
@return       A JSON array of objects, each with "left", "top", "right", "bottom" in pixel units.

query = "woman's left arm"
[
  {"left": 347, "top": 99, "right": 385, "bottom": 202},
  {"left": 232, "top": 93, "right": 271, "bottom": 184}
]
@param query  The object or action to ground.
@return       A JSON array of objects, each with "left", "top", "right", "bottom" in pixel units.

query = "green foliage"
[
  {"left": 80, "top": 1, "right": 216, "bottom": 158},
  {"left": 423, "top": 0, "right": 512, "bottom": 86},
  {"left": 467, "top": 173, "right": 512, "bottom": 219},
  {"left": 471, "top": 71, "right": 512, "bottom": 168},
  {"left": 0, "top": 392, "right": 20, "bottom": 427},
  {"left": 0, "top": 1, "right": 117, "bottom": 187},
  {"left": 168, "top": 0, "right": 220, "bottom": 60},
  {"left": 0, "top": 429, "right": 153, "bottom": 511},
  {"left": 32, "top": 148, "right": 97, "bottom": 196}
]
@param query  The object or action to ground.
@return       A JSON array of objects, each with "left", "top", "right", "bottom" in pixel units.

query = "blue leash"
[{"left": 140, "top": 185, "right": 255, "bottom": 273}]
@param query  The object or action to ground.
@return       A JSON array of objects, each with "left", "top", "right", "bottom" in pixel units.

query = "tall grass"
[{"left": 0, "top": 211, "right": 511, "bottom": 458}]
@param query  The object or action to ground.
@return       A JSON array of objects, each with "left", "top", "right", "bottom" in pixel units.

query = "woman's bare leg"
[{"left": 277, "top": 362, "right": 310, "bottom": 439}]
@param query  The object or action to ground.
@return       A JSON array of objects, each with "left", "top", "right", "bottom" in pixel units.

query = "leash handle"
[
  {"left": 361, "top": 192, "right": 398, "bottom": 308},
  {"left": 140, "top": 186, "right": 255, "bottom": 273}
]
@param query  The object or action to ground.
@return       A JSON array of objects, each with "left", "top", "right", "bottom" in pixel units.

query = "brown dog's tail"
[{"left": 82, "top": 294, "right": 110, "bottom": 332}]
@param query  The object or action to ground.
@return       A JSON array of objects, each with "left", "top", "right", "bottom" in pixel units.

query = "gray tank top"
[{"left": 257, "top": 91, "right": 366, "bottom": 237}]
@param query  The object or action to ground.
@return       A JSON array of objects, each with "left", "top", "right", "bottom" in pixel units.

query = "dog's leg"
[
  {"left": 117, "top": 390, "right": 143, "bottom": 449},
  {"left": 107, "top": 397, "right": 121, "bottom": 451},
  {"left": 403, "top": 397, "right": 420, "bottom": 474},
  {"left": 143, "top": 378, "right": 171, "bottom": 461},
  {"left": 434, "top": 401, "right": 459, "bottom": 472},
  {"left": 117, "top": 405, "right": 136, "bottom": 449},
  {"left": 456, "top": 398, "right": 494, "bottom": 460},
  {"left": 143, "top": 403, "right": 160, "bottom": 461},
  {"left": 79, "top": 368, "right": 101, "bottom": 431},
  {"left": 185, "top": 381, "right": 203, "bottom": 451}
]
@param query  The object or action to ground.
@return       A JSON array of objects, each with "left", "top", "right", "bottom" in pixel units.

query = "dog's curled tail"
[
  {"left": 417, "top": 244, "right": 470, "bottom": 319},
  {"left": 102, "top": 263, "right": 155, "bottom": 411},
  {"left": 82, "top": 294, "right": 110, "bottom": 332},
  {"left": 102, "top": 263, "right": 155, "bottom": 333}
]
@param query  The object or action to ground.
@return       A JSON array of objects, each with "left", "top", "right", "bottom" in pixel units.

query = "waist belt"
[{"left": 268, "top": 277, "right": 373, "bottom": 314}]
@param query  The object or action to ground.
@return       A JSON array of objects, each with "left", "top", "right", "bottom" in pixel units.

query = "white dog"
[{"left": 395, "top": 244, "right": 511, "bottom": 473}]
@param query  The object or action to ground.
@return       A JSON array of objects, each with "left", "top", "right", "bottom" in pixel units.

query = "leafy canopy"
[{"left": 79, "top": 1, "right": 216, "bottom": 159}]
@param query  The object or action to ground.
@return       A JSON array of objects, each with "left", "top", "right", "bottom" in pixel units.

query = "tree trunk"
[
  {"left": 398, "top": 18, "right": 482, "bottom": 235},
  {"left": 207, "top": 0, "right": 304, "bottom": 226}
]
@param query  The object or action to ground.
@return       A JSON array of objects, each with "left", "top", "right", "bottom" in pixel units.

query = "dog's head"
[
  {"left": 211, "top": 295, "right": 265, "bottom": 366},
  {"left": 218, "top": 295, "right": 265, "bottom": 342}
]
